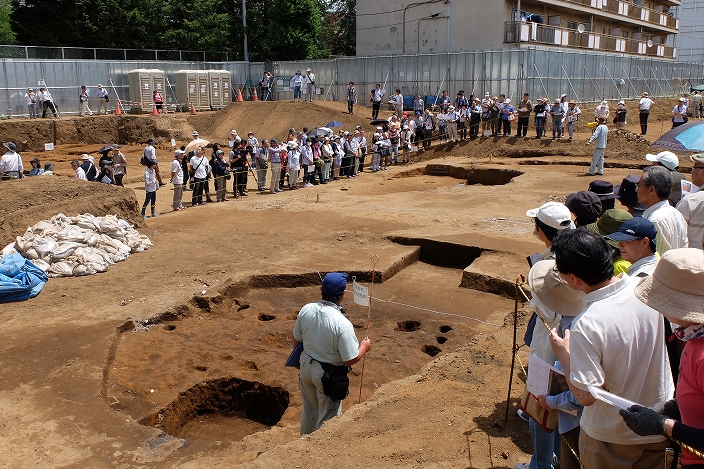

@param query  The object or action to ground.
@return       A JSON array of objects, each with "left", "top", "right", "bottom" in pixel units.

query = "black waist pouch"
[{"left": 320, "top": 362, "right": 351, "bottom": 401}]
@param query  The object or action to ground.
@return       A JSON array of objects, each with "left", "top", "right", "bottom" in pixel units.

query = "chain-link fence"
[{"left": 0, "top": 45, "right": 229, "bottom": 62}]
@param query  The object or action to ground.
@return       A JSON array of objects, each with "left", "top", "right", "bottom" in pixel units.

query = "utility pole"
[{"left": 242, "top": 0, "right": 250, "bottom": 85}]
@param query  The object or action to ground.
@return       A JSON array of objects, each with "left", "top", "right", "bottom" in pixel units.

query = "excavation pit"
[
  {"left": 439, "top": 325, "right": 453, "bottom": 333},
  {"left": 421, "top": 344, "right": 442, "bottom": 357},
  {"left": 397, "top": 320, "right": 421, "bottom": 332},
  {"left": 436, "top": 336, "right": 447, "bottom": 344},
  {"left": 140, "top": 377, "right": 289, "bottom": 442},
  {"left": 386, "top": 237, "right": 484, "bottom": 269},
  {"left": 422, "top": 164, "right": 523, "bottom": 186}
]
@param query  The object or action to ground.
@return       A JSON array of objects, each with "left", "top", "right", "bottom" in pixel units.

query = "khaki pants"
[
  {"left": 299, "top": 350, "right": 342, "bottom": 435},
  {"left": 579, "top": 428, "right": 669, "bottom": 469},
  {"left": 172, "top": 184, "right": 184, "bottom": 209},
  {"left": 270, "top": 163, "right": 281, "bottom": 192}
]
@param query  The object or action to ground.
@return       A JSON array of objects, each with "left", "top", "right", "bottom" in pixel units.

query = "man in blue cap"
[
  {"left": 293, "top": 272, "right": 372, "bottom": 435},
  {"left": 606, "top": 217, "right": 658, "bottom": 277}
]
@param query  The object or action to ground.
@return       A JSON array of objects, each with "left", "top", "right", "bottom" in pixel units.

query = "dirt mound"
[
  {"left": 197, "top": 101, "right": 375, "bottom": 142},
  {"left": 0, "top": 176, "right": 143, "bottom": 247},
  {"left": 0, "top": 115, "right": 197, "bottom": 152}
]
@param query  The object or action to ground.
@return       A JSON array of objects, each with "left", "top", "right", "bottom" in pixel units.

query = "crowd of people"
[{"left": 515, "top": 150, "right": 704, "bottom": 469}]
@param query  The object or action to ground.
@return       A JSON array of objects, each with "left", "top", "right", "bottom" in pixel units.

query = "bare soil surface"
[{"left": 0, "top": 98, "right": 696, "bottom": 469}]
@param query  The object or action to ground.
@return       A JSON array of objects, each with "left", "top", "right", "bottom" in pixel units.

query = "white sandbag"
[
  {"left": 24, "top": 248, "right": 39, "bottom": 260},
  {"left": 123, "top": 232, "right": 145, "bottom": 250},
  {"left": 85, "top": 233, "right": 100, "bottom": 246},
  {"left": 30, "top": 220, "right": 56, "bottom": 234},
  {"left": 48, "top": 261, "right": 75, "bottom": 277},
  {"left": 51, "top": 214, "right": 72, "bottom": 228},
  {"left": 110, "top": 252, "right": 129, "bottom": 263},
  {"left": 98, "top": 215, "right": 121, "bottom": 234},
  {"left": 31, "top": 258, "right": 51, "bottom": 272},
  {"left": 1, "top": 242, "right": 17, "bottom": 258},
  {"left": 15, "top": 236, "right": 33, "bottom": 253},
  {"left": 51, "top": 242, "right": 82, "bottom": 259},
  {"left": 117, "top": 219, "right": 133, "bottom": 230},
  {"left": 71, "top": 214, "right": 101, "bottom": 231},
  {"left": 56, "top": 225, "right": 91, "bottom": 243},
  {"left": 33, "top": 237, "right": 58, "bottom": 258},
  {"left": 72, "top": 264, "right": 90, "bottom": 276},
  {"left": 112, "top": 238, "right": 132, "bottom": 255}
]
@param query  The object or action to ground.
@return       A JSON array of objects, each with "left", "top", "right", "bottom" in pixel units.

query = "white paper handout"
[
  {"left": 527, "top": 354, "right": 568, "bottom": 397},
  {"left": 682, "top": 180, "right": 700, "bottom": 198},
  {"left": 587, "top": 385, "right": 639, "bottom": 410}
]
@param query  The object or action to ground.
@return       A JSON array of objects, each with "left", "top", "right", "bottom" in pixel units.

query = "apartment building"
[{"left": 356, "top": 0, "right": 681, "bottom": 59}]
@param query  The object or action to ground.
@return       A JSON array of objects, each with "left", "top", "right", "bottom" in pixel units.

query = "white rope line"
[{"left": 366, "top": 295, "right": 504, "bottom": 327}]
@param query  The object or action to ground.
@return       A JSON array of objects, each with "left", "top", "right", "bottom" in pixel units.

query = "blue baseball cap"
[
  {"left": 321, "top": 272, "right": 348, "bottom": 297},
  {"left": 606, "top": 217, "right": 657, "bottom": 243}
]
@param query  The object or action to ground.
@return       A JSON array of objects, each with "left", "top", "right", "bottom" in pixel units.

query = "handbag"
[
  {"left": 507, "top": 114, "right": 516, "bottom": 122},
  {"left": 519, "top": 385, "right": 558, "bottom": 433}
]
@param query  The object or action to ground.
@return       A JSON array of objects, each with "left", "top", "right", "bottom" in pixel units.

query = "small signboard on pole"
[{"left": 353, "top": 277, "right": 369, "bottom": 306}]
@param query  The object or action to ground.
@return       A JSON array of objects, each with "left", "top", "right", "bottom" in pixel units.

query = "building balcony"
[
  {"left": 504, "top": 21, "right": 677, "bottom": 59},
  {"left": 525, "top": 0, "right": 679, "bottom": 32}
]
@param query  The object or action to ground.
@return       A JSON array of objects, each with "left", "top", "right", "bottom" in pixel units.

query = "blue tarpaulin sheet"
[{"left": 0, "top": 254, "right": 48, "bottom": 302}]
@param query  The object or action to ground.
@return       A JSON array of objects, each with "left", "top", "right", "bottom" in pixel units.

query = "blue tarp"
[{"left": 0, "top": 254, "right": 48, "bottom": 302}]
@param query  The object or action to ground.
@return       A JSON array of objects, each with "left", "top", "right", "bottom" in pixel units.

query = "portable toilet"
[
  {"left": 196, "top": 71, "right": 209, "bottom": 110},
  {"left": 128, "top": 69, "right": 152, "bottom": 112},
  {"left": 208, "top": 70, "right": 231, "bottom": 109},
  {"left": 128, "top": 69, "right": 165, "bottom": 113},
  {"left": 222, "top": 72, "right": 231, "bottom": 103},
  {"left": 174, "top": 70, "right": 210, "bottom": 110},
  {"left": 174, "top": 70, "right": 197, "bottom": 109},
  {"left": 152, "top": 71, "right": 166, "bottom": 104}
]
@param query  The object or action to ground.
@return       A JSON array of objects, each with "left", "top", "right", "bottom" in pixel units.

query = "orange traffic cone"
[
  {"left": 152, "top": 103, "right": 158, "bottom": 115},
  {"left": 252, "top": 88, "right": 258, "bottom": 101},
  {"left": 190, "top": 102, "right": 196, "bottom": 115},
  {"left": 237, "top": 88, "right": 243, "bottom": 102},
  {"left": 115, "top": 101, "right": 122, "bottom": 115}
]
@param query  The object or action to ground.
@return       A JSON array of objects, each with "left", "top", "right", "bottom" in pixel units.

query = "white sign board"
[
  {"left": 44, "top": 143, "right": 54, "bottom": 151},
  {"left": 353, "top": 278, "right": 369, "bottom": 306}
]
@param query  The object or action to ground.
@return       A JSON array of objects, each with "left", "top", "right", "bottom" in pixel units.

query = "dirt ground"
[{"left": 0, "top": 98, "right": 698, "bottom": 469}]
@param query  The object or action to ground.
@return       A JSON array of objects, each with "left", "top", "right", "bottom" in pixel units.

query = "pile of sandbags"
[{"left": 1, "top": 213, "right": 152, "bottom": 278}]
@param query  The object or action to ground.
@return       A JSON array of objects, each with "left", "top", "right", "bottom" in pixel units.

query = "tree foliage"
[
  {"left": 266, "top": 0, "right": 324, "bottom": 60},
  {"left": 6, "top": 0, "right": 355, "bottom": 59},
  {"left": 0, "top": 0, "right": 16, "bottom": 44}
]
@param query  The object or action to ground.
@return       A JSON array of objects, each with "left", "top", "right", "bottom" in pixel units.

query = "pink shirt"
[{"left": 676, "top": 338, "right": 704, "bottom": 466}]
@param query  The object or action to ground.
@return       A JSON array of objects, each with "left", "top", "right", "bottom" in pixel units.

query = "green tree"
[
  {"left": 0, "top": 0, "right": 17, "bottom": 44},
  {"left": 318, "top": 0, "right": 355, "bottom": 56},
  {"left": 161, "top": 0, "right": 232, "bottom": 52},
  {"left": 266, "top": 0, "right": 324, "bottom": 60}
]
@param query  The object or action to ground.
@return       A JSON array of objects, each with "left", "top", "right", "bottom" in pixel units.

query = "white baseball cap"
[
  {"left": 645, "top": 151, "right": 679, "bottom": 171},
  {"left": 526, "top": 202, "right": 573, "bottom": 230}
]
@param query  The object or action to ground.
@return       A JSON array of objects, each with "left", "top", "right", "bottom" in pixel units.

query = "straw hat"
[
  {"left": 528, "top": 259, "right": 586, "bottom": 316},
  {"left": 635, "top": 248, "right": 704, "bottom": 324}
]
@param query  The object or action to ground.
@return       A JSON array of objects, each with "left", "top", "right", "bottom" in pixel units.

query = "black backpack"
[{"left": 140, "top": 149, "right": 149, "bottom": 166}]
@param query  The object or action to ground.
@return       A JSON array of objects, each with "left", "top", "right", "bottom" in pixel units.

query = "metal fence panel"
[{"left": 0, "top": 49, "right": 702, "bottom": 118}]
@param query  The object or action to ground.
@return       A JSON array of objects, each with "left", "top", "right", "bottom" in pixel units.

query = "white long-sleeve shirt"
[{"left": 144, "top": 167, "right": 158, "bottom": 192}]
